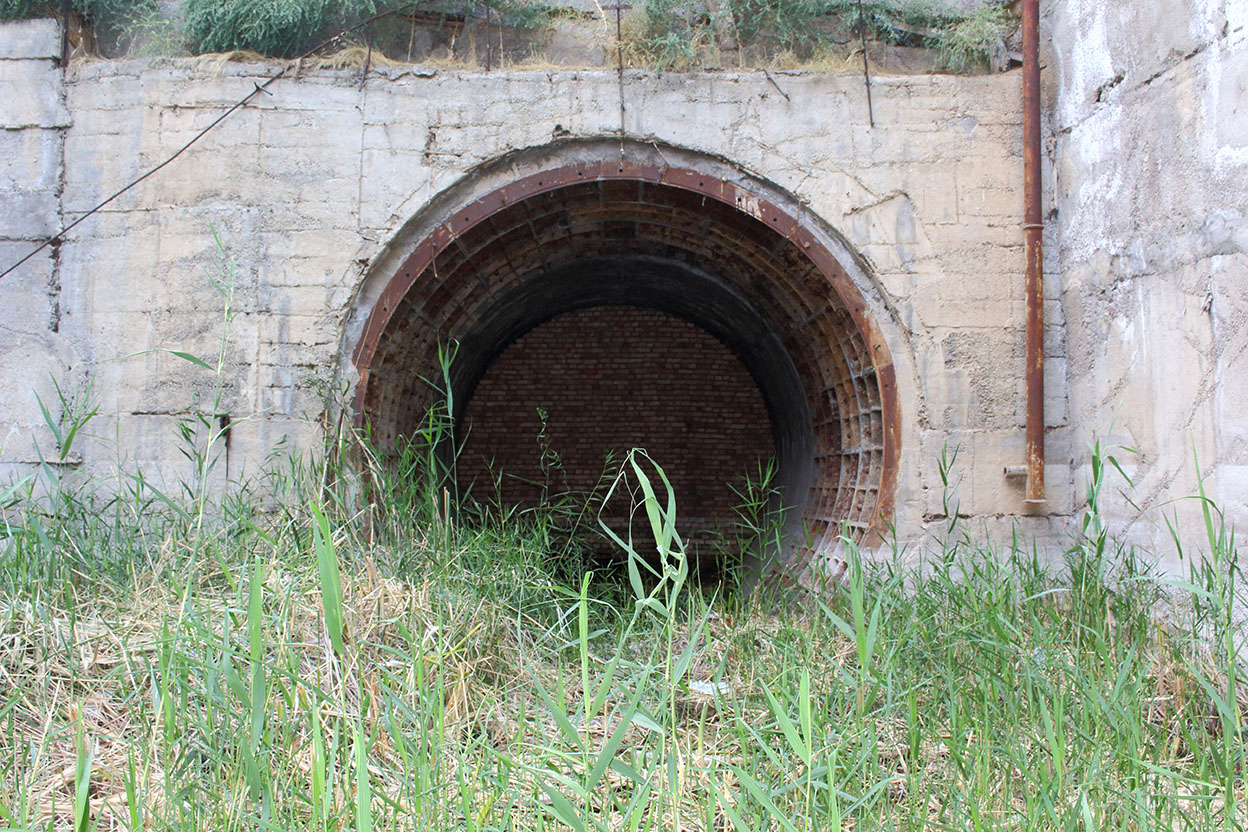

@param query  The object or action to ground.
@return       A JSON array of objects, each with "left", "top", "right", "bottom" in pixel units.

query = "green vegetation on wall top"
[
  {"left": 0, "top": 0, "right": 1016, "bottom": 70},
  {"left": 0, "top": 0, "right": 130, "bottom": 17},
  {"left": 632, "top": 0, "right": 1015, "bottom": 70},
  {"left": 182, "top": 0, "right": 346, "bottom": 58}
]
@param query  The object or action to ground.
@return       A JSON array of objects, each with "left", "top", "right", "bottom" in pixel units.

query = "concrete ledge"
[{"left": 0, "top": 18, "right": 60, "bottom": 61}]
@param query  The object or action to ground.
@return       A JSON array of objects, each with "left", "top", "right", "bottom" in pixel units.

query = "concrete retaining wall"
[{"left": 8, "top": 8, "right": 1198, "bottom": 562}]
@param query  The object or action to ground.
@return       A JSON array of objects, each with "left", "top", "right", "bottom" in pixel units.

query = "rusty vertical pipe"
[{"left": 1022, "top": 0, "right": 1045, "bottom": 505}]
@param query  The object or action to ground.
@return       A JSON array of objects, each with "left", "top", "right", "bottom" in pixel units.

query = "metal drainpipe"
[{"left": 1022, "top": 0, "right": 1046, "bottom": 507}]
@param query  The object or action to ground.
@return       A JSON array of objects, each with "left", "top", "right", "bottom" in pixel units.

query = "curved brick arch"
[{"left": 349, "top": 144, "right": 900, "bottom": 566}]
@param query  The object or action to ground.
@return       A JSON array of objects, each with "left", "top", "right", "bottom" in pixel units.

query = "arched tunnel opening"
[
  {"left": 457, "top": 301, "right": 779, "bottom": 573},
  {"left": 353, "top": 161, "right": 898, "bottom": 584}
]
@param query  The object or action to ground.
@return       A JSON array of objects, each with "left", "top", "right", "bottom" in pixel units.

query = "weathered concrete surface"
[
  {"left": 1047, "top": 0, "right": 1248, "bottom": 562},
  {"left": 0, "top": 18, "right": 60, "bottom": 60},
  {"left": 0, "top": 19, "right": 78, "bottom": 480},
  {"left": 1, "top": 21, "right": 1071, "bottom": 558}
]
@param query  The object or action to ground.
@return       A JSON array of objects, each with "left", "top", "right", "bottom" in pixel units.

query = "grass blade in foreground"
[{"left": 311, "top": 500, "right": 345, "bottom": 657}]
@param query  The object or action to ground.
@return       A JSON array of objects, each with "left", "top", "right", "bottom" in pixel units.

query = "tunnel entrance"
[
  {"left": 351, "top": 150, "right": 899, "bottom": 580},
  {"left": 457, "top": 304, "right": 777, "bottom": 574}
]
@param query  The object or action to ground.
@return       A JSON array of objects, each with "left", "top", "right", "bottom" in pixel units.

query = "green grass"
[{"left": 0, "top": 388, "right": 1245, "bottom": 830}]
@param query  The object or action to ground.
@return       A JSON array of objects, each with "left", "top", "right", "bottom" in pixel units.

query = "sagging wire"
[{"left": 0, "top": 1, "right": 427, "bottom": 282}]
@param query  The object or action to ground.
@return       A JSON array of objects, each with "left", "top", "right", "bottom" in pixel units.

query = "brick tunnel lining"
[
  {"left": 457, "top": 305, "right": 778, "bottom": 562},
  {"left": 358, "top": 173, "right": 892, "bottom": 562}
]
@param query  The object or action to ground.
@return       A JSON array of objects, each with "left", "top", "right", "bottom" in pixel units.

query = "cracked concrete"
[{"left": 1048, "top": 0, "right": 1248, "bottom": 562}]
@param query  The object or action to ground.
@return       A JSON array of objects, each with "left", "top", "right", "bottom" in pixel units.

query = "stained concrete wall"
[
  {"left": 1047, "top": 0, "right": 1248, "bottom": 562},
  {"left": 0, "top": 20, "right": 78, "bottom": 477},
  {"left": 0, "top": 17, "right": 1073, "bottom": 560},
  {"left": 3, "top": 3, "right": 1244, "bottom": 575}
]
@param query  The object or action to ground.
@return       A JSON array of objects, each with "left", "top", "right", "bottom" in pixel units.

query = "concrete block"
[
  {"left": 0, "top": 239, "right": 52, "bottom": 284},
  {"left": 916, "top": 270, "right": 1020, "bottom": 305},
  {"left": 261, "top": 229, "right": 362, "bottom": 262},
  {"left": 912, "top": 296, "right": 1014, "bottom": 330},
  {"left": 1212, "top": 254, "right": 1248, "bottom": 463},
  {"left": 0, "top": 58, "right": 69, "bottom": 128},
  {"left": 257, "top": 313, "right": 335, "bottom": 348},
  {"left": 359, "top": 148, "right": 431, "bottom": 229},
  {"left": 70, "top": 104, "right": 147, "bottom": 137},
  {"left": 957, "top": 184, "right": 1023, "bottom": 219},
  {"left": 859, "top": 244, "right": 920, "bottom": 279},
  {"left": 227, "top": 416, "right": 320, "bottom": 474},
  {"left": 0, "top": 268, "right": 52, "bottom": 326},
  {"left": 0, "top": 19, "right": 60, "bottom": 60},
  {"left": 0, "top": 189, "right": 59, "bottom": 240},
  {"left": 0, "top": 128, "right": 61, "bottom": 191},
  {"left": 65, "top": 73, "right": 149, "bottom": 112},
  {"left": 1215, "top": 42, "right": 1248, "bottom": 151},
  {"left": 0, "top": 329, "right": 71, "bottom": 463},
  {"left": 913, "top": 179, "right": 960, "bottom": 225},
  {"left": 61, "top": 134, "right": 145, "bottom": 212},
  {"left": 931, "top": 220, "right": 1024, "bottom": 253},
  {"left": 918, "top": 427, "right": 973, "bottom": 517},
  {"left": 1044, "top": 356, "right": 1070, "bottom": 429},
  {"left": 1214, "top": 464, "right": 1248, "bottom": 534}
]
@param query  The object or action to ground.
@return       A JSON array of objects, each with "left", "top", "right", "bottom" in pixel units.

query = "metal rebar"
[
  {"left": 359, "top": 22, "right": 372, "bottom": 89},
  {"left": 762, "top": 68, "right": 790, "bottom": 102},
  {"left": 605, "top": 3, "right": 631, "bottom": 138},
  {"left": 857, "top": 0, "right": 874, "bottom": 128},
  {"left": 60, "top": 0, "right": 71, "bottom": 65}
]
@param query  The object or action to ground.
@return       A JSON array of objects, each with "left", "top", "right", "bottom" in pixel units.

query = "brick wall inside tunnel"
[{"left": 456, "top": 305, "right": 778, "bottom": 561}]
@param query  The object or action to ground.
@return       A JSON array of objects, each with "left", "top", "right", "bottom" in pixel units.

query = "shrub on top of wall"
[
  {"left": 0, "top": 0, "right": 166, "bottom": 55},
  {"left": 941, "top": 2, "right": 1013, "bottom": 71},
  {"left": 0, "top": 0, "right": 148, "bottom": 24},
  {"left": 632, "top": 0, "right": 1015, "bottom": 70},
  {"left": 0, "top": 0, "right": 354, "bottom": 57},
  {"left": 0, "top": 0, "right": 1013, "bottom": 68},
  {"left": 183, "top": 0, "right": 551, "bottom": 57},
  {"left": 0, "top": 0, "right": 108, "bottom": 18},
  {"left": 182, "top": 0, "right": 346, "bottom": 57}
]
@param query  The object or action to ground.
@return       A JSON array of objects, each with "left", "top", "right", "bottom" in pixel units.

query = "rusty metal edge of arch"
[{"left": 350, "top": 160, "right": 902, "bottom": 541}]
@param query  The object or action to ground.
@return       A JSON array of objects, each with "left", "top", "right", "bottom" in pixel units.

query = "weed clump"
[{"left": 182, "top": 0, "right": 343, "bottom": 57}]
